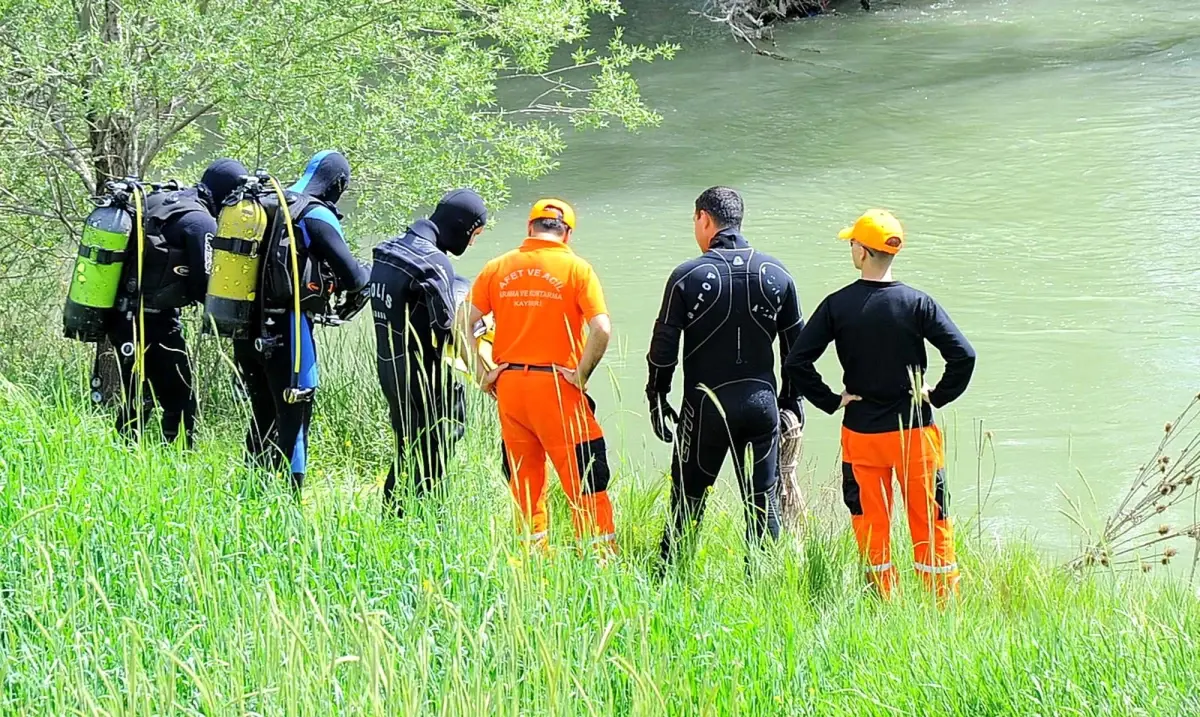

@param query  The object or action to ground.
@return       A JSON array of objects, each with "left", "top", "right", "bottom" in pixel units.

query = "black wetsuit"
[
  {"left": 108, "top": 187, "right": 214, "bottom": 447},
  {"left": 232, "top": 152, "right": 369, "bottom": 492},
  {"left": 646, "top": 228, "right": 804, "bottom": 562},
  {"left": 370, "top": 219, "right": 466, "bottom": 514},
  {"left": 783, "top": 279, "right": 976, "bottom": 433}
]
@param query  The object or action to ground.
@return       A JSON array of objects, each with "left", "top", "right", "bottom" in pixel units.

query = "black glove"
[
  {"left": 778, "top": 396, "right": 805, "bottom": 431},
  {"left": 647, "top": 390, "right": 678, "bottom": 444},
  {"left": 334, "top": 284, "right": 370, "bottom": 322}
]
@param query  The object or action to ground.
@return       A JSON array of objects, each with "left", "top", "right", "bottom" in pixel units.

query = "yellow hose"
[
  {"left": 267, "top": 177, "right": 303, "bottom": 387},
  {"left": 133, "top": 185, "right": 146, "bottom": 431}
]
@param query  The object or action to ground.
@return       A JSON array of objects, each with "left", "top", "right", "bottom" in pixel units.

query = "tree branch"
[
  {"left": 22, "top": 127, "right": 94, "bottom": 194},
  {"left": 138, "top": 101, "right": 215, "bottom": 174},
  {"left": 500, "top": 61, "right": 602, "bottom": 81}
]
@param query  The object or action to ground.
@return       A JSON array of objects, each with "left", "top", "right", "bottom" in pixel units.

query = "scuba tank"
[
  {"left": 201, "top": 169, "right": 312, "bottom": 404},
  {"left": 203, "top": 173, "right": 269, "bottom": 338},
  {"left": 63, "top": 180, "right": 141, "bottom": 342}
]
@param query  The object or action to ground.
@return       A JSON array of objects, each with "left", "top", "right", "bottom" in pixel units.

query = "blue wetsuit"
[{"left": 233, "top": 151, "right": 369, "bottom": 491}]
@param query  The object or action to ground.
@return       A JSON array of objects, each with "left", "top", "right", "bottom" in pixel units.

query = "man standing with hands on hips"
[
  {"left": 785, "top": 208, "right": 975, "bottom": 599},
  {"left": 467, "top": 199, "right": 616, "bottom": 553}
]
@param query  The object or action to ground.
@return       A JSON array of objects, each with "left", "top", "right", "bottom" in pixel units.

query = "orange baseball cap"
[
  {"left": 529, "top": 198, "right": 576, "bottom": 231},
  {"left": 838, "top": 209, "right": 904, "bottom": 255}
]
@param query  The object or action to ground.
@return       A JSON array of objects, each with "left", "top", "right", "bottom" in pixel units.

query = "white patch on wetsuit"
[
  {"left": 676, "top": 263, "right": 724, "bottom": 359},
  {"left": 368, "top": 282, "right": 393, "bottom": 310},
  {"left": 751, "top": 261, "right": 791, "bottom": 335},
  {"left": 203, "top": 233, "right": 214, "bottom": 275}
]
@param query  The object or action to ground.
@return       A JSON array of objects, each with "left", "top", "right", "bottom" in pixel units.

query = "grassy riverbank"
[{"left": 2, "top": 334, "right": 1200, "bottom": 715}]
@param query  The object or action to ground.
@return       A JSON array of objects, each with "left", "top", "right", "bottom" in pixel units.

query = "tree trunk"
[{"left": 83, "top": 0, "right": 131, "bottom": 406}]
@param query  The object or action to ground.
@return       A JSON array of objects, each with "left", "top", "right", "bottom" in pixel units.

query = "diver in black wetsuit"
[
  {"left": 369, "top": 189, "right": 488, "bottom": 516},
  {"left": 109, "top": 158, "right": 247, "bottom": 447},
  {"left": 646, "top": 186, "right": 805, "bottom": 565}
]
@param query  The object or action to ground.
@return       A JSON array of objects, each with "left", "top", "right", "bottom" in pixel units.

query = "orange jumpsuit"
[
  {"left": 841, "top": 425, "right": 957, "bottom": 597},
  {"left": 470, "top": 237, "right": 615, "bottom": 548},
  {"left": 786, "top": 277, "right": 975, "bottom": 599}
]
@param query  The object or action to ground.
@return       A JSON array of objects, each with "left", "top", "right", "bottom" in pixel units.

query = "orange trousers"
[
  {"left": 495, "top": 368, "right": 615, "bottom": 549},
  {"left": 841, "top": 425, "right": 958, "bottom": 598}
]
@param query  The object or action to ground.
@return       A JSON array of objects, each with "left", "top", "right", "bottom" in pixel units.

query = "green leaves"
[{"left": 0, "top": 0, "right": 671, "bottom": 266}]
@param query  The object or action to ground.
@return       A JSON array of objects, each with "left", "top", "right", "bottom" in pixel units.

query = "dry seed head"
[
  {"left": 1162, "top": 557, "right": 1171, "bottom": 565},
  {"left": 1142, "top": 563, "right": 1153, "bottom": 573},
  {"left": 1161, "top": 485, "right": 1172, "bottom": 495},
  {"left": 1162, "top": 456, "right": 1172, "bottom": 466},
  {"left": 1159, "top": 524, "right": 1171, "bottom": 535},
  {"left": 1165, "top": 422, "right": 1173, "bottom": 433},
  {"left": 1165, "top": 547, "right": 1179, "bottom": 558},
  {"left": 1157, "top": 504, "right": 1167, "bottom": 513},
  {"left": 1187, "top": 475, "right": 1195, "bottom": 486},
  {"left": 1100, "top": 556, "right": 1110, "bottom": 566}
]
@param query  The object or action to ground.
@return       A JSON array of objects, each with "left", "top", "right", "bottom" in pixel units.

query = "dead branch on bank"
[
  {"left": 692, "top": 0, "right": 867, "bottom": 65},
  {"left": 1070, "top": 395, "right": 1200, "bottom": 579}
]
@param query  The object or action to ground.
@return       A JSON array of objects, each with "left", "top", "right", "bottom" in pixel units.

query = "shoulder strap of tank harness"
[
  {"left": 282, "top": 191, "right": 319, "bottom": 243},
  {"left": 143, "top": 186, "right": 205, "bottom": 227}
]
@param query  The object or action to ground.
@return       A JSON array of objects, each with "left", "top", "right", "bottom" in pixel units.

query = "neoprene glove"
[
  {"left": 647, "top": 390, "right": 678, "bottom": 444},
  {"left": 334, "top": 284, "right": 370, "bottom": 321},
  {"left": 778, "top": 396, "right": 805, "bottom": 431}
]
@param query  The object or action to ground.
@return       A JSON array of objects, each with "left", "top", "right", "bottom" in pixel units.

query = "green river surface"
[{"left": 445, "top": 0, "right": 1200, "bottom": 551}]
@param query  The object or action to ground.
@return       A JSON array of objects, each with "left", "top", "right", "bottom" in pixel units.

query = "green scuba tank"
[
  {"left": 203, "top": 174, "right": 268, "bottom": 338},
  {"left": 63, "top": 185, "right": 138, "bottom": 342}
]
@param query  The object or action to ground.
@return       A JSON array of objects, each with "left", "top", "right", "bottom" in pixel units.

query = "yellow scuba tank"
[
  {"left": 204, "top": 174, "right": 267, "bottom": 338},
  {"left": 63, "top": 181, "right": 139, "bottom": 342}
]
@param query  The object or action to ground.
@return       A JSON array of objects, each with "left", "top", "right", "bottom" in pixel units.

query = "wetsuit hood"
[
  {"left": 429, "top": 188, "right": 487, "bottom": 257},
  {"left": 708, "top": 227, "right": 749, "bottom": 251},
  {"left": 291, "top": 150, "right": 351, "bottom": 205},
  {"left": 197, "top": 158, "right": 249, "bottom": 215}
]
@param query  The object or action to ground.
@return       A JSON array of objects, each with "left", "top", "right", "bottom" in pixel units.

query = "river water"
[{"left": 449, "top": 0, "right": 1200, "bottom": 549}]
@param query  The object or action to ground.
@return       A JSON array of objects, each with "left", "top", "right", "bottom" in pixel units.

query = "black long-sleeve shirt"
[
  {"left": 647, "top": 229, "right": 804, "bottom": 407},
  {"left": 784, "top": 279, "right": 975, "bottom": 434}
]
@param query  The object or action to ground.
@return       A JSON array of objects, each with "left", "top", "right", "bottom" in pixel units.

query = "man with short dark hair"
[
  {"left": 647, "top": 186, "right": 804, "bottom": 566},
  {"left": 784, "top": 209, "right": 976, "bottom": 599},
  {"left": 468, "top": 199, "right": 616, "bottom": 552}
]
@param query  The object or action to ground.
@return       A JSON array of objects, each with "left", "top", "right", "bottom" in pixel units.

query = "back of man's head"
[
  {"left": 694, "top": 186, "right": 744, "bottom": 230},
  {"left": 530, "top": 217, "right": 569, "bottom": 237}
]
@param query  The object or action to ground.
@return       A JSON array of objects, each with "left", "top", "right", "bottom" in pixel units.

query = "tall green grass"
[{"left": 1, "top": 318, "right": 1199, "bottom": 715}]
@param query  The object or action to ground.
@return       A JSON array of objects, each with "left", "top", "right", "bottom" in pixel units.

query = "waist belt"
[{"left": 505, "top": 363, "right": 556, "bottom": 373}]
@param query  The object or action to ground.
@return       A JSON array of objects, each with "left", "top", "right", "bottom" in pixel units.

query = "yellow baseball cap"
[
  {"left": 838, "top": 209, "right": 904, "bottom": 255},
  {"left": 529, "top": 198, "right": 576, "bottom": 231}
]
